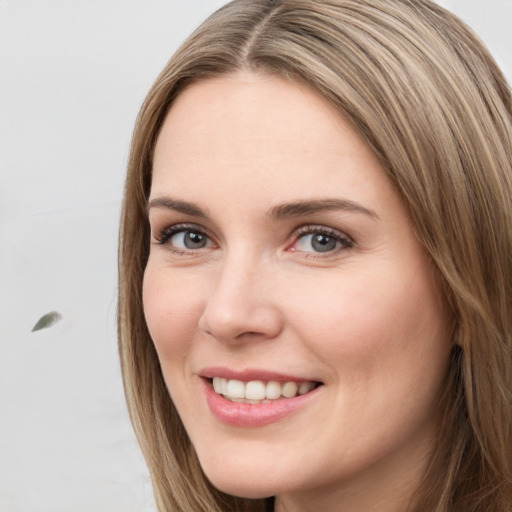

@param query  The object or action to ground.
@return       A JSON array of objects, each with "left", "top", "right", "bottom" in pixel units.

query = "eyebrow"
[
  {"left": 267, "top": 199, "right": 379, "bottom": 220},
  {"left": 147, "top": 196, "right": 378, "bottom": 220},
  {"left": 146, "top": 197, "right": 208, "bottom": 217}
]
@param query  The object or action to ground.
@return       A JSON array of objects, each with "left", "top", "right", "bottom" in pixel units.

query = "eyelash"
[
  {"left": 154, "top": 223, "right": 212, "bottom": 254},
  {"left": 291, "top": 225, "right": 354, "bottom": 255},
  {"left": 153, "top": 223, "right": 354, "bottom": 256}
]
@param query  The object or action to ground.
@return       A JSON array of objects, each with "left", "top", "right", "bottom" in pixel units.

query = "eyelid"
[
  {"left": 153, "top": 222, "right": 215, "bottom": 249},
  {"left": 287, "top": 224, "right": 354, "bottom": 254},
  {"left": 151, "top": 222, "right": 354, "bottom": 257}
]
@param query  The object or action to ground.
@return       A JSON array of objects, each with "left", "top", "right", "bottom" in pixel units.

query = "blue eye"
[
  {"left": 171, "top": 230, "right": 211, "bottom": 249},
  {"left": 296, "top": 233, "right": 339, "bottom": 252},
  {"left": 291, "top": 227, "right": 353, "bottom": 254},
  {"left": 157, "top": 225, "right": 214, "bottom": 251}
]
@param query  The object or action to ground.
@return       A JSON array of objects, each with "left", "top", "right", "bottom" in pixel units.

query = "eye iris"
[
  {"left": 311, "top": 233, "right": 337, "bottom": 252},
  {"left": 184, "top": 231, "right": 207, "bottom": 249}
]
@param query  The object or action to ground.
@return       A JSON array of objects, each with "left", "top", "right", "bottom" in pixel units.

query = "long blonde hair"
[{"left": 118, "top": 1, "right": 512, "bottom": 510}]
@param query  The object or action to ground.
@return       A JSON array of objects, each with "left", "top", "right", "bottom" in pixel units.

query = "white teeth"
[
  {"left": 298, "top": 381, "right": 315, "bottom": 395},
  {"left": 245, "top": 380, "right": 266, "bottom": 400},
  {"left": 212, "top": 377, "right": 317, "bottom": 402},
  {"left": 282, "top": 381, "right": 298, "bottom": 398},
  {"left": 212, "top": 377, "right": 222, "bottom": 394},
  {"left": 266, "top": 381, "right": 282, "bottom": 400},
  {"left": 226, "top": 379, "right": 245, "bottom": 399}
]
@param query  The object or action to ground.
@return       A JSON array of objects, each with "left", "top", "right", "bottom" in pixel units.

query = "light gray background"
[{"left": 1, "top": 1, "right": 511, "bottom": 511}]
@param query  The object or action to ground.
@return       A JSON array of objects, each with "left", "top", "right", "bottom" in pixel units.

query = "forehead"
[
  {"left": 160, "top": 72, "right": 343, "bottom": 135},
  {"left": 151, "top": 72, "right": 395, "bottom": 215}
]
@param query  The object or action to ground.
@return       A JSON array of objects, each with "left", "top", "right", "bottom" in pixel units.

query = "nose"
[{"left": 198, "top": 255, "right": 283, "bottom": 344}]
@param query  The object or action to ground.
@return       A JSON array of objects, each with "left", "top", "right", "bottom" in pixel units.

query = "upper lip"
[{"left": 199, "top": 366, "right": 321, "bottom": 383}]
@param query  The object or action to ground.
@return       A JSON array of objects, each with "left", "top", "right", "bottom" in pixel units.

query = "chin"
[
  {"left": 206, "top": 473, "right": 277, "bottom": 499},
  {"left": 197, "top": 452, "right": 286, "bottom": 499}
]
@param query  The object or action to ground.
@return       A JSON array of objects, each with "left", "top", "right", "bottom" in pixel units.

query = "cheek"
[
  {"left": 287, "top": 267, "right": 452, "bottom": 465},
  {"left": 289, "top": 265, "right": 451, "bottom": 380},
  {"left": 142, "top": 264, "right": 203, "bottom": 361}
]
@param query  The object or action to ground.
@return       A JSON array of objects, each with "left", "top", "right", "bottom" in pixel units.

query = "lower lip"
[{"left": 202, "top": 379, "right": 322, "bottom": 427}]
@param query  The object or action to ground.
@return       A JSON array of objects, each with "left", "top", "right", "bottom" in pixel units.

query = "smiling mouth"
[{"left": 210, "top": 377, "right": 323, "bottom": 404}]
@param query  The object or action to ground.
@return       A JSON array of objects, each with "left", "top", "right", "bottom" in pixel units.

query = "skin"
[{"left": 143, "top": 72, "right": 453, "bottom": 512}]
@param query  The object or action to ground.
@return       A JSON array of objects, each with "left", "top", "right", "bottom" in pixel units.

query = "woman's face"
[{"left": 144, "top": 73, "right": 453, "bottom": 509}]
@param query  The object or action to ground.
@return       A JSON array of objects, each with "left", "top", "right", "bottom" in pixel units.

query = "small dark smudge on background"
[{"left": 32, "top": 311, "right": 62, "bottom": 332}]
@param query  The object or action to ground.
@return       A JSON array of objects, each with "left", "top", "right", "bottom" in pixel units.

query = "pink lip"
[
  {"left": 201, "top": 377, "right": 322, "bottom": 428},
  {"left": 200, "top": 366, "right": 318, "bottom": 383}
]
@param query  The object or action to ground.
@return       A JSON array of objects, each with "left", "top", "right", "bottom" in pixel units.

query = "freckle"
[{"left": 31, "top": 311, "right": 62, "bottom": 332}]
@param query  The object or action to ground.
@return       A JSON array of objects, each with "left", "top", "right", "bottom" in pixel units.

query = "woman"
[{"left": 118, "top": 1, "right": 512, "bottom": 511}]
